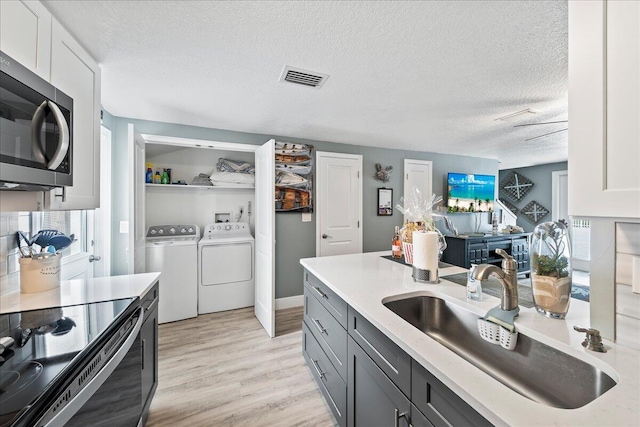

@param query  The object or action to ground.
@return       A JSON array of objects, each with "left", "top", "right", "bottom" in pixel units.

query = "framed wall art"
[{"left": 378, "top": 188, "right": 393, "bottom": 216}]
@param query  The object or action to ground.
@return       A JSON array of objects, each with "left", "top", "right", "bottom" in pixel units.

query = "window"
[
  {"left": 571, "top": 218, "right": 590, "bottom": 261},
  {"left": 29, "top": 210, "right": 88, "bottom": 257}
]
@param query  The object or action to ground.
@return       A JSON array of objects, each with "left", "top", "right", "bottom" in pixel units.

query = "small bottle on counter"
[
  {"left": 392, "top": 226, "right": 403, "bottom": 259},
  {"left": 154, "top": 171, "right": 161, "bottom": 184},
  {"left": 467, "top": 263, "right": 482, "bottom": 301},
  {"left": 161, "top": 169, "right": 169, "bottom": 184}
]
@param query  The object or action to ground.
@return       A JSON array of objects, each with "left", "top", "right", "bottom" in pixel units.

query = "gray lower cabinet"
[
  {"left": 410, "top": 403, "right": 434, "bottom": 427},
  {"left": 412, "top": 360, "right": 491, "bottom": 427},
  {"left": 140, "top": 283, "right": 159, "bottom": 425},
  {"left": 347, "top": 336, "right": 411, "bottom": 427},
  {"left": 302, "top": 269, "right": 493, "bottom": 427},
  {"left": 303, "top": 321, "right": 347, "bottom": 427}
]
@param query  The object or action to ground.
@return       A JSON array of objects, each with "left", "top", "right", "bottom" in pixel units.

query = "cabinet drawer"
[
  {"left": 348, "top": 307, "right": 411, "bottom": 397},
  {"left": 304, "top": 288, "right": 348, "bottom": 380},
  {"left": 304, "top": 270, "right": 348, "bottom": 328},
  {"left": 412, "top": 360, "right": 492, "bottom": 427},
  {"left": 303, "top": 321, "right": 347, "bottom": 427}
]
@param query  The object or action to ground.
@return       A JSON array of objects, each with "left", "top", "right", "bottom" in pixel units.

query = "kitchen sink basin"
[{"left": 383, "top": 295, "right": 617, "bottom": 409}]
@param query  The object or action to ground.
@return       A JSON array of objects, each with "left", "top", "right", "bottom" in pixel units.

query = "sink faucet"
[{"left": 472, "top": 249, "right": 519, "bottom": 311}]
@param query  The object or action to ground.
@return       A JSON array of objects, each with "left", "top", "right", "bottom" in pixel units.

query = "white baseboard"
[{"left": 275, "top": 295, "right": 304, "bottom": 310}]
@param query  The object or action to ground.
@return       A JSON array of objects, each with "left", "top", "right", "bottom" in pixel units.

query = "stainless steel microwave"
[{"left": 0, "top": 50, "right": 72, "bottom": 190}]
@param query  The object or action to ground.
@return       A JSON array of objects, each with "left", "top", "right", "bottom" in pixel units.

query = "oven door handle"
[
  {"left": 42, "top": 307, "right": 144, "bottom": 427},
  {"left": 30, "top": 100, "right": 70, "bottom": 170}
]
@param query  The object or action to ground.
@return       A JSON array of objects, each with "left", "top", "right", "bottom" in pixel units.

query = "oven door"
[
  {"left": 37, "top": 307, "right": 144, "bottom": 427},
  {"left": 0, "top": 50, "right": 72, "bottom": 188}
]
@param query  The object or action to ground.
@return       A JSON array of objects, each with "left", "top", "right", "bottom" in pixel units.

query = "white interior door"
[
  {"left": 404, "top": 159, "right": 433, "bottom": 223},
  {"left": 552, "top": 170, "right": 569, "bottom": 223},
  {"left": 128, "top": 124, "right": 146, "bottom": 274},
  {"left": 316, "top": 152, "right": 363, "bottom": 257},
  {"left": 255, "top": 139, "right": 275, "bottom": 338}
]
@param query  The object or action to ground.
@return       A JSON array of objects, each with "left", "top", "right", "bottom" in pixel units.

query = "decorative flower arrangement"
[{"left": 395, "top": 188, "right": 447, "bottom": 262}]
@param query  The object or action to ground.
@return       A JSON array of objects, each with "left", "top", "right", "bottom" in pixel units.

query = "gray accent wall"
[
  {"left": 498, "top": 162, "right": 568, "bottom": 232},
  {"left": 108, "top": 116, "right": 498, "bottom": 299}
]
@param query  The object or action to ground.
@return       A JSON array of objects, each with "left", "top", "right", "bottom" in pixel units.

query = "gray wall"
[
  {"left": 499, "top": 162, "right": 568, "bottom": 232},
  {"left": 108, "top": 116, "right": 498, "bottom": 298}
]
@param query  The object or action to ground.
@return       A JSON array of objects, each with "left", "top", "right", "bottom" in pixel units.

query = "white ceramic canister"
[{"left": 19, "top": 253, "right": 61, "bottom": 293}]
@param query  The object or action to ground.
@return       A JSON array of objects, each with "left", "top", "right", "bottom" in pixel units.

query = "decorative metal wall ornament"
[
  {"left": 373, "top": 163, "right": 393, "bottom": 183},
  {"left": 500, "top": 171, "right": 534, "bottom": 202},
  {"left": 498, "top": 198, "right": 519, "bottom": 215},
  {"left": 521, "top": 200, "right": 550, "bottom": 224}
]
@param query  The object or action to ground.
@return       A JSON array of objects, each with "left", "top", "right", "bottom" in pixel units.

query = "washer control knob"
[
  {"left": 188, "top": 227, "right": 194, "bottom": 233},
  {"left": 169, "top": 228, "right": 176, "bottom": 234},
  {"left": 225, "top": 225, "right": 232, "bottom": 231},
  {"left": 216, "top": 226, "right": 221, "bottom": 230},
  {"left": 181, "top": 228, "right": 187, "bottom": 233},
  {"left": 158, "top": 229, "right": 164, "bottom": 234},
  {"left": 150, "top": 229, "right": 157, "bottom": 235},
  {"left": 236, "top": 225, "right": 240, "bottom": 229}
]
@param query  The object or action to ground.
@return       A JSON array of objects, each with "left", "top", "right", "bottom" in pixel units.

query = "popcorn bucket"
[{"left": 402, "top": 242, "right": 414, "bottom": 265}]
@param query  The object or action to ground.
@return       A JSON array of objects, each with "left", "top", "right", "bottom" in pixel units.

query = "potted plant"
[{"left": 530, "top": 221, "right": 572, "bottom": 318}]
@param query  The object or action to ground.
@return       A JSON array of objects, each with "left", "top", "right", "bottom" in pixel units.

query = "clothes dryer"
[{"left": 198, "top": 222, "right": 255, "bottom": 313}]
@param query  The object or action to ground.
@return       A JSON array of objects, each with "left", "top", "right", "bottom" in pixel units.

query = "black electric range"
[{"left": 0, "top": 298, "right": 139, "bottom": 427}]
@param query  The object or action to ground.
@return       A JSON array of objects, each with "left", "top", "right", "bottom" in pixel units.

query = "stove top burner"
[{"left": 0, "top": 361, "right": 43, "bottom": 402}]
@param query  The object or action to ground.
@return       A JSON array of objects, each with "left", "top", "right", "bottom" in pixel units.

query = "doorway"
[{"left": 316, "top": 151, "right": 363, "bottom": 257}]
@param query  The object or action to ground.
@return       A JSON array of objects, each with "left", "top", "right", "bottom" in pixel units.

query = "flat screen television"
[{"left": 447, "top": 173, "right": 496, "bottom": 212}]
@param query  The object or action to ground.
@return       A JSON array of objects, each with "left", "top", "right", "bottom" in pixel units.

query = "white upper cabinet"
[
  {"left": 568, "top": 0, "right": 640, "bottom": 218},
  {"left": 0, "top": 0, "right": 51, "bottom": 79},
  {"left": 46, "top": 19, "right": 101, "bottom": 210}
]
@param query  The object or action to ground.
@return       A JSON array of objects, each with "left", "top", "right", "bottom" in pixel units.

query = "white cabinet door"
[
  {"left": 0, "top": 0, "right": 51, "bottom": 79},
  {"left": 47, "top": 19, "right": 101, "bottom": 210},
  {"left": 254, "top": 139, "right": 275, "bottom": 338},
  {"left": 568, "top": 0, "right": 640, "bottom": 218}
]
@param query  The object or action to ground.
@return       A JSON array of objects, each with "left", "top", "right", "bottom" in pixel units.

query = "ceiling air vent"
[
  {"left": 494, "top": 108, "right": 539, "bottom": 122},
  {"left": 280, "top": 66, "right": 329, "bottom": 89}
]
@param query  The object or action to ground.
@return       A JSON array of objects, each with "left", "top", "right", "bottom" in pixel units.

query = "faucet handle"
[
  {"left": 573, "top": 326, "right": 607, "bottom": 352},
  {"left": 495, "top": 248, "right": 514, "bottom": 261}
]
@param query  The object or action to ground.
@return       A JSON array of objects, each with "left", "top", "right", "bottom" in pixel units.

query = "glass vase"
[{"left": 530, "top": 221, "right": 572, "bottom": 319}]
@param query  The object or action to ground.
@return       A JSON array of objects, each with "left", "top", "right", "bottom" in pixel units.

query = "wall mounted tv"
[{"left": 447, "top": 173, "right": 496, "bottom": 212}]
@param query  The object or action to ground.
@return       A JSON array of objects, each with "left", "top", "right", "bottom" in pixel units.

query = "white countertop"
[
  {"left": 300, "top": 252, "right": 640, "bottom": 427},
  {"left": 0, "top": 273, "right": 160, "bottom": 314}
]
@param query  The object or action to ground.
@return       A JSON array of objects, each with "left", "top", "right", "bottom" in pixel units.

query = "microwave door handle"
[
  {"left": 40, "top": 307, "right": 144, "bottom": 427},
  {"left": 31, "top": 100, "right": 48, "bottom": 164},
  {"left": 46, "top": 101, "right": 70, "bottom": 170}
]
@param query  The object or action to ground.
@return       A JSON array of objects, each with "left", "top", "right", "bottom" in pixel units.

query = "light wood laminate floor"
[{"left": 147, "top": 307, "right": 336, "bottom": 427}]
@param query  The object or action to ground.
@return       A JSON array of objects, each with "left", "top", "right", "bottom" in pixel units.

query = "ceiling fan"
[{"left": 514, "top": 120, "right": 568, "bottom": 141}]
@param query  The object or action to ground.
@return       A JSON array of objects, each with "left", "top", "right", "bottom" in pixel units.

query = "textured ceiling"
[{"left": 42, "top": 1, "right": 568, "bottom": 169}]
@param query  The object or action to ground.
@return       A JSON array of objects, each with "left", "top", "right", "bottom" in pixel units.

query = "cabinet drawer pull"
[
  {"left": 313, "top": 318, "right": 327, "bottom": 335},
  {"left": 311, "top": 359, "right": 326, "bottom": 380},
  {"left": 394, "top": 408, "right": 410, "bottom": 427},
  {"left": 144, "top": 296, "right": 159, "bottom": 312},
  {"left": 313, "top": 286, "right": 328, "bottom": 299}
]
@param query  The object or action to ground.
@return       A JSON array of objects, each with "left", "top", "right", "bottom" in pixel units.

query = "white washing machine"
[
  {"left": 145, "top": 224, "right": 200, "bottom": 323},
  {"left": 198, "top": 222, "right": 255, "bottom": 314}
]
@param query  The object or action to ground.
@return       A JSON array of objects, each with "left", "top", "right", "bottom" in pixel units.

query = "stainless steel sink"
[{"left": 383, "top": 295, "right": 617, "bottom": 409}]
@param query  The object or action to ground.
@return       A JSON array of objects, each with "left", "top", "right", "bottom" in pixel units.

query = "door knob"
[
  {"left": 322, "top": 234, "right": 332, "bottom": 239},
  {"left": 89, "top": 255, "right": 102, "bottom": 262}
]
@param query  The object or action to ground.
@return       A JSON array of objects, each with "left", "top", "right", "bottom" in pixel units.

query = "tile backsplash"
[
  {"left": 616, "top": 222, "right": 640, "bottom": 351},
  {"left": 0, "top": 212, "right": 30, "bottom": 295}
]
